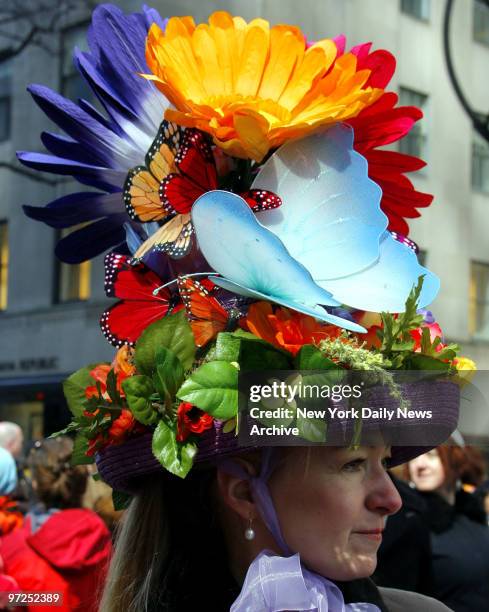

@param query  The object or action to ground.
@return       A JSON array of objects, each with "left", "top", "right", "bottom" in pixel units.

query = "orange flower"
[
  {"left": 145, "top": 12, "right": 384, "bottom": 161},
  {"left": 245, "top": 302, "right": 340, "bottom": 355},
  {"left": 108, "top": 409, "right": 137, "bottom": 444},
  {"left": 112, "top": 345, "right": 136, "bottom": 380},
  {"left": 85, "top": 364, "right": 111, "bottom": 400}
]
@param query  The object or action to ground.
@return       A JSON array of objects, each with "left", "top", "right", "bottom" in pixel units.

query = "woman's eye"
[{"left": 342, "top": 458, "right": 366, "bottom": 472}]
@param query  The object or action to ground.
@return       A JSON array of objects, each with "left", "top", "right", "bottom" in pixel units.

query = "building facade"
[{"left": 1, "top": 0, "right": 488, "bottom": 440}]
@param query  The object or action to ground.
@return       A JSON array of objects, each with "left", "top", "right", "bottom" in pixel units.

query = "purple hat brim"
[{"left": 96, "top": 380, "right": 460, "bottom": 494}]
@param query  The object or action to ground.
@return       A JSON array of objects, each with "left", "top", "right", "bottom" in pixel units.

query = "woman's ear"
[{"left": 216, "top": 458, "right": 258, "bottom": 520}]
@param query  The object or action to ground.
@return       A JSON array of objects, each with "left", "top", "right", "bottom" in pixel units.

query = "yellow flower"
[
  {"left": 145, "top": 12, "right": 384, "bottom": 161},
  {"left": 454, "top": 356, "right": 477, "bottom": 387}
]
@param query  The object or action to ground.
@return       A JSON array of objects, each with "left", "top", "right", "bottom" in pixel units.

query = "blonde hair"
[{"left": 100, "top": 478, "right": 169, "bottom": 612}]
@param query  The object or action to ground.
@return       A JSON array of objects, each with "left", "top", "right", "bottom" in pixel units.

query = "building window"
[
  {"left": 0, "top": 222, "right": 8, "bottom": 310},
  {"left": 471, "top": 131, "right": 489, "bottom": 193},
  {"left": 56, "top": 227, "right": 91, "bottom": 302},
  {"left": 401, "top": 0, "right": 430, "bottom": 20},
  {"left": 61, "top": 23, "right": 93, "bottom": 102},
  {"left": 399, "top": 87, "right": 429, "bottom": 161},
  {"left": 0, "top": 60, "right": 11, "bottom": 142},
  {"left": 470, "top": 261, "right": 489, "bottom": 339},
  {"left": 474, "top": 0, "right": 489, "bottom": 46}
]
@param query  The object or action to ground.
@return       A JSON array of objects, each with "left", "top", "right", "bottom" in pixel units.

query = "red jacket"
[{"left": 0, "top": 508, "right": 112, "bottom": 612}]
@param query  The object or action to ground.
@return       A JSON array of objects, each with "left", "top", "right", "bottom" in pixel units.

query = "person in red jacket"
[{"left": 0, "top": 437, "right": 112, "bottom": 612}]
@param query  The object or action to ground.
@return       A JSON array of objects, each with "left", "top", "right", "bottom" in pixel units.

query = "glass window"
[
  {"left": 471, "top": 130, "right": 489, "bottom": 193},
  {"left": 473, "top": 0, "right": 489, "bottom": 46},
  {"left": 401, "top": 0, "right": 430, "bottom": 20},
  {"left": 399, "top": 87, "right": 429, "bottom": 161},
  {"left": 0, "top": 61, "right": 11, "bottom": 142},
  {"left": 0, "top": 221, "right": 8, "bottom": 310},
  {"left": 470, "top": 261, "right": 489, "bottom": 339},
  {"left": 56, "top": 227, "right": 91, "bottom": 302},
  {"left": 61, "top": 23, "right": 93, "bottom": 102}
]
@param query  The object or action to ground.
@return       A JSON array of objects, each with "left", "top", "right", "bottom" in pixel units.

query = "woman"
[
  {"left": 100, "top": 445, "right": 454, "bottom": 612},
  {"left": 0, "top": 437, "right": 112, "bottom": 612},
  {"left": 408, "top": 446, "right": 489, "bottom": 611},
  {"left": 19, "top": 5, "right": 475, "bottom": 611}
]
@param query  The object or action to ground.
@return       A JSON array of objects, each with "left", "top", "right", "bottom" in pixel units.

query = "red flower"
[
  {"left": 334, "top": 40, "right": 433, "bottom": 236},
  {"left": 410, "top": 322, "right": 445, "bottom": 352},
  {"left": 108, "top": 409, "right": 137, "bottom": 443},
  {"left": 176, "top": 402, "right": 214, "bottom": 442}
]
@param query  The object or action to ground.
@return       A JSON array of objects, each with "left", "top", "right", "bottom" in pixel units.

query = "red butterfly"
[
  {"left": 177, "top": 276, "right": 245, "bottom": 347},
  {"left": 100, "top": 253, "right": 182, "bottom": 347},
  {"left": 125, "top": 121, "right": 282, "bottom": 260}
]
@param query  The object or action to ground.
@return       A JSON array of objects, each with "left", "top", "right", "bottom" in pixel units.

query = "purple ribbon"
[
  {"left": 231, "top": 550, "right": 381, "bottom": 612},
  {"left": 218, "top": 448, "right": 293, "bottom": 555}
]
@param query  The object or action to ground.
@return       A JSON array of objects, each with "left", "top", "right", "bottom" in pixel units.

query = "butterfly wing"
[
  {"left": 317, "top": 232, "right": 440, "bottom": 313},
  {"left": 252, "top": 124, "right": 439, "bottom": 312},
  {"left": 177, "top": 276, "right": 230, "bottom": 346},
  {"left": 133, "top": 214, "right": 194, "bottom": 260},
  {"left": 160, "top": 129, "right": 218, "bottom": 216},
  {"left": 124, "top": 120, "right": 183, "bottom": 222},
  {"left": 240, "top": 189, "right": 282, "bottom": 212},
  {"left": 191, "top": 191, "right": 365, "bottom": 332},
  {"left": 252, "top": 123, "right": 386, "bottom": 280},
  {"left": 100, "top": 253, "right": 176, "bottom": 346}
]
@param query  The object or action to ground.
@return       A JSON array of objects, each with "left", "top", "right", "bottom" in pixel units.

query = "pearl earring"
[{"left": 244, "top": 517, "right": 255, "bottom": 541}]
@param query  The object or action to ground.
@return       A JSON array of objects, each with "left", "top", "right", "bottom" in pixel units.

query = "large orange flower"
[
  {"left": 145, "top": 12, "right": 385, "bottom": 161},
  {"left": 245, "top": 302, "right": 341, "bottom": 355}
]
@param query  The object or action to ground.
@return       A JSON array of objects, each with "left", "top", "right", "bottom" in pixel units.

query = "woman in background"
[
  {"left": 408, "top": 445, "right": 489, "bottom": 611},
  {"left": 0, "top": 437, "right": 112, "bottom": 612}
]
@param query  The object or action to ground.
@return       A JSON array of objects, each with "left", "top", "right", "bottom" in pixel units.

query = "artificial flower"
[
  {"left": 245, "top": 302, "right": 341, "bottom": 355},
  {"left": 453, "top": 356, "right": 477, "bottom": 386},
  {"left": 85, "top": 364, "right": 112, "bottom": 400},
  {"left": 410, "top": 321, "right": 444, "bottom": 352},
  {"left": 112, "top": 345, "right": 136, "bottom": 379},
  {"left": 18, "top": 5, "right": 168, "bottom": 262},
  {"left": 145, "top": 11, "right": 385, "bottom": 161},
  {"left": 176, "top": 402, "right": 214, "bottom": 442},
  {"left": 108, "top": 409, "right": 137, "bottom": 443},
  {"left": 344, "top": 40, "right": 433, "bottom": 235}
]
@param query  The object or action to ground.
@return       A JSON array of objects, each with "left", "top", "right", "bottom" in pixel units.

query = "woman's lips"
[{"left": 353, "top": 529, "right": 383, "bottom": 541}]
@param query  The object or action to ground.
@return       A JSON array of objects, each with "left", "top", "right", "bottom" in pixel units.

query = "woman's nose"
[{"left": 366, "top": 471, "right": 402, "bottom": 516}]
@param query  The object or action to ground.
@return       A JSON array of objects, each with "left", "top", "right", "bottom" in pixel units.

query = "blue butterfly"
[{"left": 191, "top": 124, "right": 439, "bottom": 332}]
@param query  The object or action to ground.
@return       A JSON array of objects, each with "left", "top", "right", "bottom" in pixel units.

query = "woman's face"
[
  {"left": 268, "top": 446, "right": 401, "bottom": 581},
  {"left": 408, "top": 449, "right": 445, "bottom": 492}
]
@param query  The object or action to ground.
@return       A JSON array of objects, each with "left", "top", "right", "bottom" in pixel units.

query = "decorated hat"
[{"left": 20, "top": 5, "right": 474, "bottom": 496}]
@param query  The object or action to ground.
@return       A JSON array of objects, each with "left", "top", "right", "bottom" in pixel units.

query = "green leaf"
[
  {"left": 71, "top": 433, "right": 94, "bottom": 465},
  {"left": 295, "top": 416, "right": 327, "bottom": 443},
  {"left": 112, "top": 490, "right": 132, "bottom": 511},
  {"left": 404, "top": 353, "right": 450, "bottom": 371},
  {"left": 135, "top": 310, "right": 195, "bottom": 375},
  {"left": 49, "top": 420, "right": 80, "bottom": 438},
  {"left": 153, "top": 347, "right": 185, "bottom": 409},
  {"left": 215, "top": 331, "right": 291, "bottom": 371},
  {"left": 152, "top": 420, "right": 197, "bottom": 478},
  {"left": 177, "top": 361, "right": 238, "bottom": 419},
  {"left": 105, "top": 369, "right": 120, "bottom": 404},
  {"left": 63, "top": 365, "right": 99, "bottom": 417},
  {"left": 294, "top": 345, "right": 338, "bottom": 370},
  {"left": 122, "top": 375, "right": 157, "bottom": 425}
]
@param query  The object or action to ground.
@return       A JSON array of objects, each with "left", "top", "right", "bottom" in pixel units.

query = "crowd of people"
[
  {"left": 0, "top": 423, "right": 113, "bottom": 611},
  {"left": 0, "top": 421, "right": 487, "bottom": 611}
]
